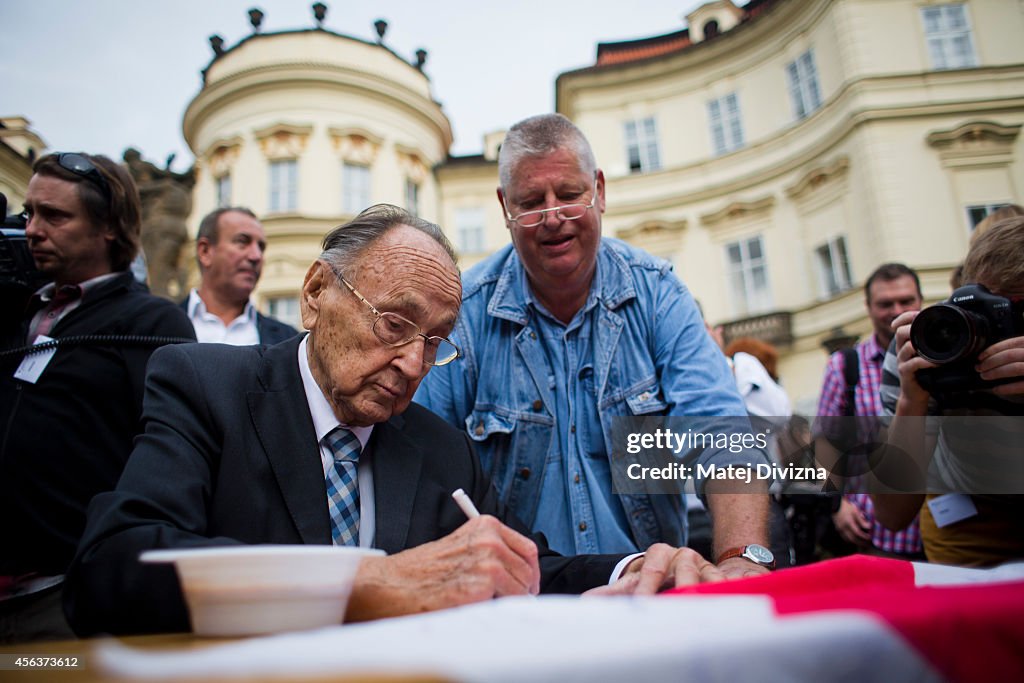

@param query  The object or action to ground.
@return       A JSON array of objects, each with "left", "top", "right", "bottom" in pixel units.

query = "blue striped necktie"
[{"left": 323, "top": 427, "right": 361, "bottom": 546}]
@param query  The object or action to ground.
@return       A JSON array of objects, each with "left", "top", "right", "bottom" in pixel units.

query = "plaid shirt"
[{"left": 816, "top": 334, "right": 922, "bottom": 555}]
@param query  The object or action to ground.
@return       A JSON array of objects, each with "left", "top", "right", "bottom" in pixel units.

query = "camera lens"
[{"left": 910, "top": 304, "right": 988, "bottom": 364}]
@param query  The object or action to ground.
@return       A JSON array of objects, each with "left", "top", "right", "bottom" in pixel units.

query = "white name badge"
[
  {"left": 927, "top": 493, "right": 978, "bottom": 528},
  {"left": 13, "top": 335, "right": 57, "bottom": 384}
]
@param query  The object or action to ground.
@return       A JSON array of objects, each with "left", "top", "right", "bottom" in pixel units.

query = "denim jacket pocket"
[
  {"left": 464, "top": 408, "right": 517, "bottom": 495},
  {"left": 465, "top": 407, "right": 552, "bottom": 526},
  {"left": 465, "top": 409, "right": 516, "bottom": 442},
  {"left": 625, "top": 385, "right": 668, "bottom": 415}
]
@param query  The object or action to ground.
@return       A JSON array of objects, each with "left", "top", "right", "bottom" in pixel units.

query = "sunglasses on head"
[{"left": 57, "top": 152, "right": 111, "bottom": 200}]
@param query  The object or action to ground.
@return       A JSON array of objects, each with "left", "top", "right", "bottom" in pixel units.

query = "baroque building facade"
[{"left": 182, "top": 0, "right": 1024, "bottom": 408}]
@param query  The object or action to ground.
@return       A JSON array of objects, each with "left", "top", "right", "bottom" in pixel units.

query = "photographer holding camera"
[
  {"left": 873, "top": 215, "right": 1024, "bottom": 566},
  {"left": 0, "top": 153, "right": 194, "bottom": 643}
]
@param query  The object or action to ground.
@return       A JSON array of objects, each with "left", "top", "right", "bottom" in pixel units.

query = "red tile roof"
[
  {"left": 592, "top": 0, "right": 779, "bottom": 68},
  {"left": 596, "top": 30, "right": 691, "bottom": 66}
]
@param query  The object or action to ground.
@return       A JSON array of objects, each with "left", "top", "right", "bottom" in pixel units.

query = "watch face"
[{"left": 744, "top": 544, "right": 774, "bottom": 564}]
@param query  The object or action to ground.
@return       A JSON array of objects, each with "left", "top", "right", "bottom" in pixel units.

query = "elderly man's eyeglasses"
[
  {"left": 57, "top": 152, "right": 111, "bottom": 200},
  {"left": 325, "top": 262, "right": 461, "bottom": 366},
  {"left": 503, "top": 184, "right": 597, "bottom": 229}
]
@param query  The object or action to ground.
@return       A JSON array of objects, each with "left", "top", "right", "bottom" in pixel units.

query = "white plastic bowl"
[{"left": 140, "top": 545, "right": 384, "bottom": 636}]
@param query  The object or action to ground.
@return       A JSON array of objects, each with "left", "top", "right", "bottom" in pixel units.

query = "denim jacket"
[{"left": 416, "top": 238, "right": 761, "bottom": 550}]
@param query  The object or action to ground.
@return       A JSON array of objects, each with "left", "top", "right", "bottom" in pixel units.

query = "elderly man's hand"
[
  {"left": 583, "top": 545, "right": 735, "bottom": 596},
  {"left": 345, "top": 515, "right": 540, "bottom": 621}
]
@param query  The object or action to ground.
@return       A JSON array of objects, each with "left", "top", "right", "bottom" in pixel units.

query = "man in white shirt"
[{"left": 184, "top": 207, "right": 296, "bottom": 345}]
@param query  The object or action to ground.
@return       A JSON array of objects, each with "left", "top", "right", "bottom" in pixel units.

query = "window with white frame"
[
  {"left": 785, "top": 49, "right": 822, "bottom": 120},
  {"left": 342, "top": 162, "right": 371, "bottom": 215},
  {"left": 725, "top": 236, "right": 772, "bottom": 316},
  {"left": 814, "top": 236, "right": 853, "bottom": 298},
  {"left": 268, "top": 160, "right": 297, "bottom": 213},
  {"left": 921, "top": 4, "right": 977, "bottom": 70},
  {"left": 966, "top": 203, "right": 1011, "bottom": 231},
  {"left": 215, "top": 173, "right": 231, "bottom": 208},
  {"left": 708, "top": 93, "right": 745, "bottom": 155},
  {"left": 624, "top": 117, "right": 661, "bottom": 174},
  {"left": 266, "top": 296, "right": 301, "bottom": 330},
  {"left": 405, "top": 179, "right": 420, "bottom": 215},
  {"left": 454, "top": 207, "right": 486, "bottom": 255}
]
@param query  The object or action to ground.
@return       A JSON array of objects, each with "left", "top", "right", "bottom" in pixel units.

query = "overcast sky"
[{"left": 2, "top": 0, "right": 705, "bottom": 171}]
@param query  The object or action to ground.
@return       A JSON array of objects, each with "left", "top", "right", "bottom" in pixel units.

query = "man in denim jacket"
[{"left": 417, "top": 114, "right": 773, "bottom": 580}]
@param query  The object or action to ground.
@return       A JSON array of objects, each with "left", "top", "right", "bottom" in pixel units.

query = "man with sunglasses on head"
[
  {"left": 64, "top": 205, "right": 711, "bottom": 637},
  {"left": 416, "top": 114, "right": 773, "bottom": 581},
  {"left": 0, "top": 152, "right": 194, "bottom": 643}
]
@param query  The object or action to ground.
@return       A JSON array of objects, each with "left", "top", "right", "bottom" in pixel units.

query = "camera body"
[
  {"left": 911, "top": 283, "right": 1024, "bottom": 393},
  {"left": 1, "top": 193, "right": 50, "bottom": 326}
]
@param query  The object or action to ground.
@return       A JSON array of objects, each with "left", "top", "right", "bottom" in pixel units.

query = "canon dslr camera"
[{"left": 910, "top": 283, "right": 1024, "bottom": 393}]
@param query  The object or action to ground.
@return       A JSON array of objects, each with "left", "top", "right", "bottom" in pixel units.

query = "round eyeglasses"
[{"left": 325, "top": 262, "right": 461, "bottom": 366}]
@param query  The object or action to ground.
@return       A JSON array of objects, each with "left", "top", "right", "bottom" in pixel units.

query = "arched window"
[{"left": 703, "top": 20, "right": 720, "bottom": 40}]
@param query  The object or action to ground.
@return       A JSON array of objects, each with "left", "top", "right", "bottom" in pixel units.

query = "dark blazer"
[
  {"left": 257, "top": 311, "right": 299, "bottom": 345},
  {"left": 0, "top": 272, "right": 195, "bottom": 576},
  {"left": 178, "top": 295, "right": 299, "bottom": 344},
  {"left": 64, "top": 336, "right": 621, "bottom": 636}
]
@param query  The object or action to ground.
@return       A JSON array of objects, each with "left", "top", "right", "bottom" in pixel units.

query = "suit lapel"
[
  {"left": 370, "top": 413, "right": 423, "bottom": 555},
  {"left": 248, "top": 337, "right": 331, "bottom": 545},
  {"left": 255, "top": 313, "right": 268, "bottom": 343}
]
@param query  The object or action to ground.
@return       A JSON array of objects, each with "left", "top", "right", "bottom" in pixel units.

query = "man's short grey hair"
[
  {"left": 319, "top": 204, "right": 458, "bottom": 277},
  {"left": 497, "top": 113, "right": 597, "bottom": 190}
]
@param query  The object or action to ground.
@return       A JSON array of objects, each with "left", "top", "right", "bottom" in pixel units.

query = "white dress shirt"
[
  {"left": 187, "top": 289, "right": 260, "bottom": 345},
  {"left": 297, "top": 335, "right": 376, "bottom": 548}
]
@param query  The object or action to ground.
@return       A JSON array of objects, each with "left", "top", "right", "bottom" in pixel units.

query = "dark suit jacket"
[
  {"left": 64, "top": 335, "right": 622, "bottom": 636},
  {"left": 0, "top": 272, "right": 195, "bottom": 576},
  {"left": 256, "top": 311, "right": 299, "bottom": 345},
  {"left": 178, "top": 296, "right": 299, "bottom": 344}
]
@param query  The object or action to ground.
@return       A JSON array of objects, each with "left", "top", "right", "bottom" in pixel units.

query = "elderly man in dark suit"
[{"left": 64, "top": 205, "right": 717, "bottom": 636}]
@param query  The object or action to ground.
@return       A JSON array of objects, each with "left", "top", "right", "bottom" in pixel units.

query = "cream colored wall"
[
  {"left": 0, "top": 157, "right": 29, "bottom": 213},
  {"left": 0, "top": 119, "right": 46, "bottom": 213},
  {"left": 436, "top": 162, "right": 511, "bottom": 271}
]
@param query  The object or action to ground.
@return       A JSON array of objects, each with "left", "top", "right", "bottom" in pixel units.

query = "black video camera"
[
  {"left": 911, "top": 283, "right": 1024, "bottom": 393},
  {"left": 1, "top": 193, "right": 50, "bottom": 325}
]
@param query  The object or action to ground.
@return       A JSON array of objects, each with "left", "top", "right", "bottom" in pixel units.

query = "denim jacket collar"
[{"left": 485, "top": 240, "right": 638, "bottom": 325}]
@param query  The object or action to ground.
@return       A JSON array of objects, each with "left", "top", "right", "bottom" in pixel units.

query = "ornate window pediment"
[
  {"left": 700, "top": 195, "right": 775, "bottom": 228},
  {"left": 395, "top": 144, "right": 428, "bottom": 183},
  {"left": 785, "top": 156, "right": 850, "bottom": 201},
  {"left": 254, "top": 123, "right": 313, "bottom": 160},
  {"left": 203, "top": 136, "right": 244, "bottom": 178},
  {"left": 615, "top": 219, "right": 687, "bottom": 240},
  {"left": 330, "top": 126, "right": 383, "bottom": 165},
  {"left": 926, "top": 120, "right": 1022, "bottom": 168}
]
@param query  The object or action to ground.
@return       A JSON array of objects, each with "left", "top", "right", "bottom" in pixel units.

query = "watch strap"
[
  {"left": 716, "top": 545, "right": 776, "bottom": 570},
  {"left": 716, "top": 546, "right": 747, "bottom": 564}
]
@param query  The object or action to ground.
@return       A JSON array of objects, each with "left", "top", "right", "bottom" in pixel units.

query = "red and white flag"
[{"left": 667, "top": 555, "right": 1024, "bottom": 682}]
